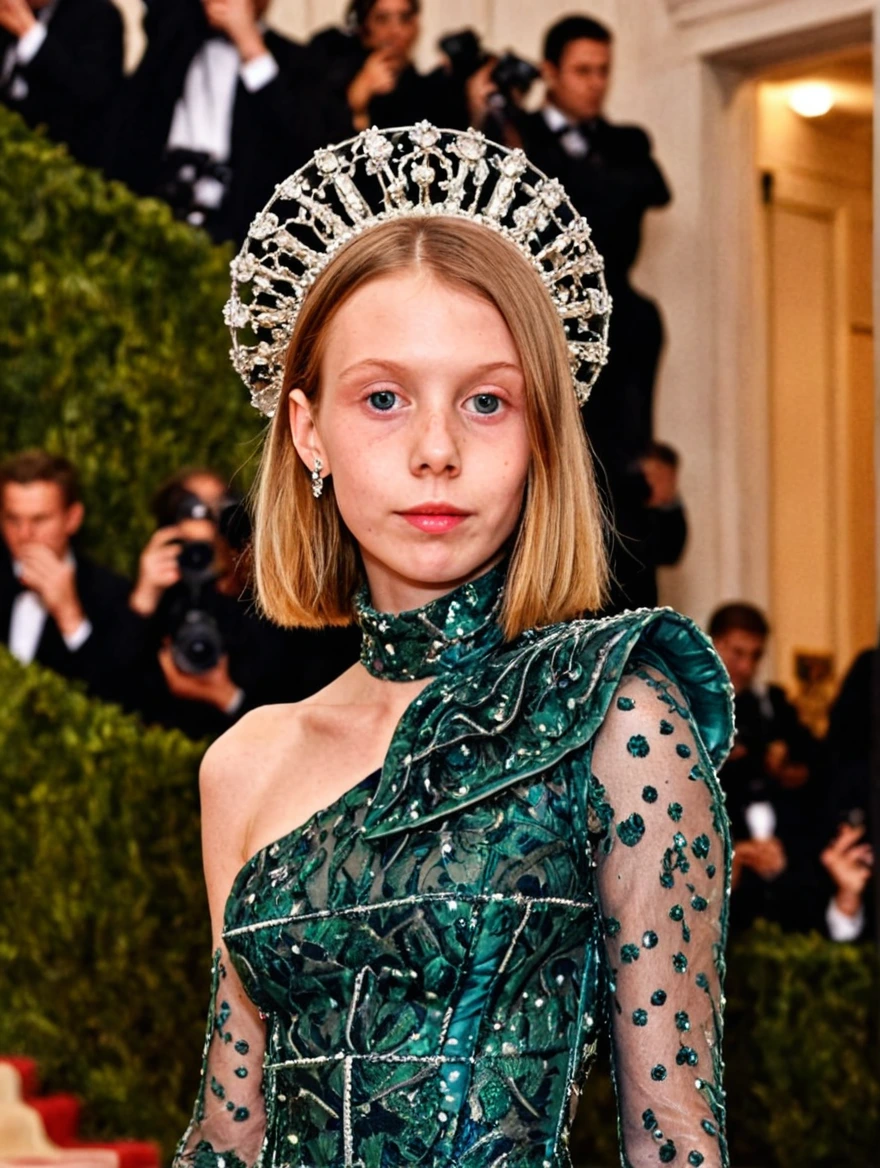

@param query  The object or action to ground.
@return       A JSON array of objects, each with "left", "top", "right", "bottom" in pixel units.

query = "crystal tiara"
[{"left": 225, "top": 121, "right": 611, "bottom": 417}]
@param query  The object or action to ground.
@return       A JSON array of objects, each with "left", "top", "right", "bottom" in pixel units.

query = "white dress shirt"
[
  {"left": 542, "top": 103, "right": 590, "bottom": 159},
  {"left": 9, "top": 552, "right": 93, "bottom": 666},
  {"left": 166, "top": 37, "right": 280, "bottom": 164}
]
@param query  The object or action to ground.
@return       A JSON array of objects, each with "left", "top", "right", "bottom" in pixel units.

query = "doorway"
[{"left": 759, "top": 48, "right": 875, "bottom": 715}]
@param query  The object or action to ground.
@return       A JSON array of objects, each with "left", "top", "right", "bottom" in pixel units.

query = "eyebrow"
[{"left": 336, "top": 358, "right": 523, "bottom": 381}]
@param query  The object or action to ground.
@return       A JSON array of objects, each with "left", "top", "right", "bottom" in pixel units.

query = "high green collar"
[{"left": 355, "top": 562, "right": 507, "bottom": 682}]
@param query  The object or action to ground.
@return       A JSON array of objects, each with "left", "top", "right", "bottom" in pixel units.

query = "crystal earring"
[{"left": 311, "top": 456, "right": 324, "bottom": 499}]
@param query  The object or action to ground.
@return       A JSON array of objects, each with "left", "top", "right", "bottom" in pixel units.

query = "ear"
[
  {"left": 289, "top": 389, "right": 330, "bottom": 478},
  {"left": 541, "top": 61, "right": 559, "bottom": 92},
  {"left": 64, "top": 501, "right": 85, "bottom": 537}
]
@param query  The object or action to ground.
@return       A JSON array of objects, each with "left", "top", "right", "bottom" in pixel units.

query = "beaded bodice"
[{"left": 175, "top": 571, "right": 734, "bottom": 1168}]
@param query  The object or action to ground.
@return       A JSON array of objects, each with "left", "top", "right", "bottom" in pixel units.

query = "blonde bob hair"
[{"left": 253, "top": 216, "right": 608, "bottom": 639}]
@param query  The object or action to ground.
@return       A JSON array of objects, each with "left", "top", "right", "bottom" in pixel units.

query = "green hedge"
[
  {"left": 2, "top": 645, "right": 877, "bottom": 1163},
  {"left": 0, "top": 107, "right": 263, "bottom": 577},
  {"left": 0, "top": 648, "right": 208, "bottom": 1152}
]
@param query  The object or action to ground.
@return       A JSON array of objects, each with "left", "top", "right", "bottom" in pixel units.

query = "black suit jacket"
[
  {"left": 308, "top": 27, "right": 470, "bottom": 133},
  {"left": 515, "top": 110, "right": 671, "bottom": 290},
  {"left": 108, "top": 0, "right": 352, "bottom": 242},
  {"left": 0, "top": 0, "right": 123, "bottom": 168},
  {"left": 0, "top": 544, "right": 137, "bottom": 702}
]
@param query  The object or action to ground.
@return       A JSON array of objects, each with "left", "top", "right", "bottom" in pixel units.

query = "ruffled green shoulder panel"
[{"left": 362, "top": 607, "right": 735, "bottom": 840}]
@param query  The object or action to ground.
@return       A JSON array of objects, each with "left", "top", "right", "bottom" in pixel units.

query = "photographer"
[
  {"left": 310, "top": 0, "right": 488, "bottom": 134},
  {"left": 127, "top": 468, "right": 359, "bottom": 740},
  {"left": 515, "top": 15, "right": 671, "bottom": 474}
]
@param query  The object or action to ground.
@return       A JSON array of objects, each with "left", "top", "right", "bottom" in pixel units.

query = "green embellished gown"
[{"left": 174, "top": 565, "right": 734, "bottom": 1168}]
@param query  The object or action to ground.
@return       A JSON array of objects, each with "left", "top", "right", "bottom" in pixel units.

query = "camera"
[
  {"left": 157, "top": 487, "right": 225, "bottom": 676},
  {"left": 439, "top": 28, "right": 540, "bottom": 111}
]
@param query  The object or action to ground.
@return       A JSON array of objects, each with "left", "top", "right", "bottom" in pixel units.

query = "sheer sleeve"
[
  {"left": 590, "top": 662, "right": 731, "bottom": 1168},
  {"left": 173, "top": 940, "right": 268, "bottom": 1168}
]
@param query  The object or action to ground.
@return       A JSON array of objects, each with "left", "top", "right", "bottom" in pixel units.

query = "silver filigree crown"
[{"left": 225, "top": 121, "right": 611, "bottom": 417}]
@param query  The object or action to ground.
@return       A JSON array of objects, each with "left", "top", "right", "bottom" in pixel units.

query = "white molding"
[{"left": 665, "top": 0, "right": 778, "bottom": 27}]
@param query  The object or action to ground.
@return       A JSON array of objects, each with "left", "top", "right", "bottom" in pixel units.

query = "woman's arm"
[
  {"left": 591, "top": 663, "right": 730, "bottom": 1168},
  {"left": 173, "top": 728, "right": 268, "bottom": 1167}
]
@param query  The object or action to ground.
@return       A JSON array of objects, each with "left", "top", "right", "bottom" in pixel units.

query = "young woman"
[{"left": 175, "top": 126, "right": 733, "bottom": 1167}]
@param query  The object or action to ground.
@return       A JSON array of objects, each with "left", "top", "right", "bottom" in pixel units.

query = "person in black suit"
[
  {"left": 109, "top": 0, "right": 351, "bottom": 243},
  {"left": 309, "top": 0, "right": 476, "bottom": 136},
  {"left": 0, "top": 450, "right": 136, "bottom": 702},
  {"left": 511, "top": 16, "right": 671, "bottom": 614},
  {"left": 707, "top": 603, "right": 865, "bottom": 940},
  {"left": 0, "top": 0, "right": 123, "bottom": 168}
]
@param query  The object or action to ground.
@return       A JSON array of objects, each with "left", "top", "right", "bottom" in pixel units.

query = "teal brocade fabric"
[{"left": 175, "top": 569, "right": 734, "bottom": 1168}]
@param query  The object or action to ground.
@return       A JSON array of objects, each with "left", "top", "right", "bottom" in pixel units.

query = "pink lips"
[{"left": 398, "top": 504, "right": 470, "bottom": 534}]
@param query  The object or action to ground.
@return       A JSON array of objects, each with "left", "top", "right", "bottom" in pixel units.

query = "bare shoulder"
[{"left": 199, "top": 667, "right": 364, "bottom": 813}]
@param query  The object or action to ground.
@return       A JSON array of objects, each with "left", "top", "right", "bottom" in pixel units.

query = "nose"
[{"left": 409, "top": 407, "right": 461, "bottom": 478}]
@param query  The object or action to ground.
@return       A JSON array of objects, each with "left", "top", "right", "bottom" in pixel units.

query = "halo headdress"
[{"left": 226, "top": 122, "right": 611, "bottom": 417}]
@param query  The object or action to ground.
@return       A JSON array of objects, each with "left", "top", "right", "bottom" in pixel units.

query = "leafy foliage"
[
  {"left": 0, "top": 107, "right": 263, "bottom": 577},
  {"left": 0, "top": 648, "right": 209, "bottom": 1153}
]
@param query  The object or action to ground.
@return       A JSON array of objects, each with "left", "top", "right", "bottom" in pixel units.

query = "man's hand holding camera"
[
  {"left": 130, "top": 526, "right": 184, "bottom": 617},
  {"left": 158, "top": 642, "right": 242, "bottom": 713},
  {"left": 18, "top": 543, "right": 87, "bottom": 638}
]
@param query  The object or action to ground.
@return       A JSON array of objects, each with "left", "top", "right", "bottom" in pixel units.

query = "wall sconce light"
[{"left": 788, "top": 82, "right": 835, "bottom": 118}]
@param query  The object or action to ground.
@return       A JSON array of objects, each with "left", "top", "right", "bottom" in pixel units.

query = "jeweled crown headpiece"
[{"left": 226, "top": 122, "right": 611, "bottom": 417}]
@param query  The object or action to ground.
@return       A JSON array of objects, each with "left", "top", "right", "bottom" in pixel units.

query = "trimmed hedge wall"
[
  {"left": 0, "top": 649, "right": 208, "bottom": 1151},
  {"left": 2, "top": 647, "right": 877, "bottom": 1164},
  {"left": 0, "top": 107, "right": 263, "bottom": 576}
]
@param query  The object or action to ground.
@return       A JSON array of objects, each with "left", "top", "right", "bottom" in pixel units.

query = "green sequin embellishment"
[
  {"left": 659, "top": 719, "right": 675, "bottom": 735},
  {"left": 627, "top": 734, "right": 650, "bottom": 758},
  {"left": 210, "top": 1077, "right": 225, "bottom": 1099},
  {"left": 632, "top": 1008, "right": 649, "bottom": 1026},
  {"left": 672, "top": 952, "right": 688, "bottom": 973},
  {"left": 668, "top": 802, "right": 683, "bottom": 821},
  {"left": 642, "top": 930, "right": 659, "bottom": 949},
  {"left": 689, "top": 764, "right": 704, "bottom": 781},
  {"left": 692, "top": 834, "right": 711, "bottom": 859},
  {"left": 675, "top": 1010, "right": 691, "bottom": 1031},
  {"left": 675, "top": 743, "right": 692, "bottom": 758},
  {"left": 617, "top": 813, "right": 646, "bottom": 847},
  {"left": 605, "top": 916, "right": 622, "bottom": 937},
  {"left": 659, "top": 1141, "right": 677, "bottom": 1163},
  {"left": 642, "top": 785, "right": 658, "bottom": 803},
  {"left": 691, "top": 895, "right": 708, "bottom": 912},
  {"left": 688, "top": 1154, "right": 705, "bottom": 1166},
  {"left": 706, "top": 864, "right": 716, "bottom": 879},
  {"left": 701, "top": 1120, "right": 717, "bottom": 1137},
  {"left": 234, "top": 1066, "right": 248, "bottom": 1078},
  {"left": 233, "top": 1107, "right": 250, "bottom": 1122},
  {"left": 617, "top": 696, "right": 636, "bottom": 711},
  {"left": 676, "top": 1046, "right": 699, "bottom": 1066},
  {"left": 651, "top": 989, "right": 667, "bottom": 1006},
  {"left": 234, "top": 1040, "right": 249, "bottom": 1055},
  {"left": 696, "top": 972, "right": 710, "bottom": 991},
  {"left": 651, "top": 1064, "right": 668, "bottom": 1081},
  {"left": 642, "top": 1108, "right": 657, "bottom": 1131},
  {"left": 621, "top": 943, "right": 640, "bottom": 963},
  {"left": 669, "top": 904, "right": 684, "bottom": 921}
]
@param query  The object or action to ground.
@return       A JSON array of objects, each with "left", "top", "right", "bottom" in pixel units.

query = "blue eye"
[
  {"left": 368, "top": 390, "right": 398, "bottom": 411},
  {"left": 469, "top": 393, "right": 501, "bottom": 415}
]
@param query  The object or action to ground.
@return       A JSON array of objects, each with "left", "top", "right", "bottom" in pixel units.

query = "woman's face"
[
  {"left": 361, "top": 0, "right": 419, "bottom": 64},
  {"left": 290, "top": 271, "right": 531, "bottom": 612}
]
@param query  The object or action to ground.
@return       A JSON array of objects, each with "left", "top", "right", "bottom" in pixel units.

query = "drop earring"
[{"left": 311, "top": 456, "right": 324, "bottom": 499}]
